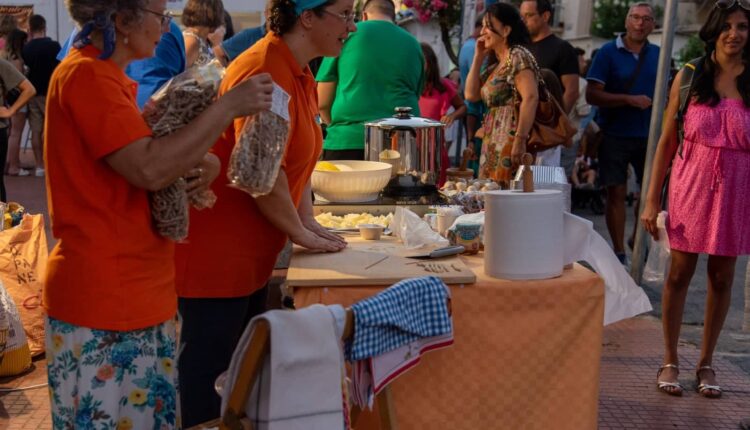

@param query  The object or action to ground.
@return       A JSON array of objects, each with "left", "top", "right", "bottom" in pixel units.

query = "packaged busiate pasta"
[
  {"left": 143, "top": 59, "right": 225, "bottom": 241},
  {"left": 227, "top": 82, "right": 290, "bottom": 197}
]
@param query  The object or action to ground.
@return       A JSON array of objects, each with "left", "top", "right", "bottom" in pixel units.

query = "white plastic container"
[{"left": 483, "top": 189, "right": 564, "bottom": 280}]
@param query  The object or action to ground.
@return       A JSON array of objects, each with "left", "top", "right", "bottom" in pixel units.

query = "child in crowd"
[{"left": 418, "top": 43, "right": 466, "bottom": 182}]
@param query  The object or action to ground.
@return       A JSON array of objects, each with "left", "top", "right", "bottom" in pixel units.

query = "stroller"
[{"left": 571, "top": 157, "right": 605, "bottom": 215}]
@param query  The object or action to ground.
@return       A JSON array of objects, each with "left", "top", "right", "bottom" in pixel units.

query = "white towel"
[
  {"left": 220, "top": 304, "right": 345, "bottom": 430},
  {"left": 564, "top": 212, "right": 653, "bottom": 325}
]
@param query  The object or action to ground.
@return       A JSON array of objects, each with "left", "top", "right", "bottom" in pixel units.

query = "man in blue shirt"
[
  {"left": 126, "top": 20, "right": 186, "bottom": 108},
  {"left": 458, "top": 14, "right": 483, "bottom": 146},
  {"left": 58, "top": 21, "right": 186, "bottom": 109},
  {"left": 213, "top": 25, "right": 266, "bottom": 65},
  {"left": 586, "top": 2, "right": 659, "bottom": 264}
]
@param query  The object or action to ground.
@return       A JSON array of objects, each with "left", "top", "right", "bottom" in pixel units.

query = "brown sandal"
[
  {"left": 656, "top": 363, "right": 683, "bottom": 396},
  {"left": 695, "top": 366, "right": 722, "bottom": 399}
]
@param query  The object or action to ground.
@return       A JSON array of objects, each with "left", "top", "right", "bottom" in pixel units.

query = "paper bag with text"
[{"left": 0, "top": 214, "right": 48, "bottom": 356}]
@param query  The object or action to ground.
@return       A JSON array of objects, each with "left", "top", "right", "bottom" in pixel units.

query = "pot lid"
[{"left": 365, "top": 107, "right": 443, "bottom": 129}]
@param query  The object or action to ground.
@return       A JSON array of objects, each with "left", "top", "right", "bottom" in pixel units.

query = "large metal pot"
[{"left": 364, "top": 107, "right": 445, "bottom": 196}]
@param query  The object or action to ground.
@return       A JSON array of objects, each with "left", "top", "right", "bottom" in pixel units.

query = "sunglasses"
[{"left": 715, "top": 0, "right": 750, "bottom": 10}]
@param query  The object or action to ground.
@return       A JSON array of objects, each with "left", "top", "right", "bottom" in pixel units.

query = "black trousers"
[
  {"left": 0, "top": 127, "right": 7, "bottom": 202},
  {"left": 177, "top": 286, "right": 268, "bottom": 428}
]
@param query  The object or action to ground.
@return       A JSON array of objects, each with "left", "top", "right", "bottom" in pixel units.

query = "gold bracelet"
[{"left": 514, "top": 133, "right": 529, "bottom": 141}]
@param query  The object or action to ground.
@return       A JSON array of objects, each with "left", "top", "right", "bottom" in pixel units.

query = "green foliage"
[
  {"left": 591, "top": 0, "right": 661, "bottom": 38},
  {"left": 591, "top": 0, "right": 629, "bottom": 38},
  {"left": 677, "top": 34, "right": 705, "bottom": 66}
]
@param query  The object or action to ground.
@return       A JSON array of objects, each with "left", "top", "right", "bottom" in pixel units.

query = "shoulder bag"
[{"left": 510, "top": 47, "right": 577, "bottom": 153}]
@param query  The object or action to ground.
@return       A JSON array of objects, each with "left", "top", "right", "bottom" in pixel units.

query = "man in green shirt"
[{"left": 317, "top": 0, "right": 424, "bottom": 160}]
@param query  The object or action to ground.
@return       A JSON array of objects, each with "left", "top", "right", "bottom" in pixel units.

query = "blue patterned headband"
[{"left": 72, "top": 11, "right": 116, "bottom": 60}]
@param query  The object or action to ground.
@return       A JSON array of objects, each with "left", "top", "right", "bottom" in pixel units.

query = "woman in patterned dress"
[
  {"left": 181, "top": 0, "right": 224, "bottom": 68},
  {"left": 642, "top": 1, "right": 750, "bottom": 398},
  {"left": 464, "top": 2, "right": 539, "bottom": 187}
]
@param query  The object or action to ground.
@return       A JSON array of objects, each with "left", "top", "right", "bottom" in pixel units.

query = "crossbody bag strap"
[
  {"left": 622, "top": 42, "right": 649, "bottom": 93},
  {"left": 508, "top": 46, "right": 551, "bottom": 104}
]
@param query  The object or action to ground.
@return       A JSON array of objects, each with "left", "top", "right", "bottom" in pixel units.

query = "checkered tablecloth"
[{"left": 294, "top": 254, "right": 605, "bottom": 430}]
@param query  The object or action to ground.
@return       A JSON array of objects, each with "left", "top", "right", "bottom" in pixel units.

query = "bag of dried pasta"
[
  {"left": 227, "top": 83, "right": 291, "bottom": 197},
  {"left": 143, "top": 59, "right": 225, "bottom": 241}
]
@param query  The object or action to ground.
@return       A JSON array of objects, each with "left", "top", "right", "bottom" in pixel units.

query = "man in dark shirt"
[
  {"left": 520, "top": 0, "right": 579, "bottom": 114},
  {"left": 21, "top": 14, "right": 60, "bottom": 177}
]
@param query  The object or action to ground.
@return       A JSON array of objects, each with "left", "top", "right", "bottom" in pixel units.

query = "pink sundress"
[{"left": 667, "top": 99, "right": 750, "bottom": 256}]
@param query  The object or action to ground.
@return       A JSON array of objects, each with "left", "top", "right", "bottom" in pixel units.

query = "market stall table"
[{"left": 291, "top": 243, "right": 604, "bottom": 430}]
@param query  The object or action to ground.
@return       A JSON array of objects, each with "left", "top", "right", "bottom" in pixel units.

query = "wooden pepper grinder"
[{"left": 522, "top": 153, "right": 534, "bottom": 192}]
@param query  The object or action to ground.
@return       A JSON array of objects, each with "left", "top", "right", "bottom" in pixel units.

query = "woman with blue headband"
[
  {"left": 173, "top": 0, "right": 354, "bottom": 426},
  {"left": 43, "top": 1, "right": 274, "bottom": 428}
]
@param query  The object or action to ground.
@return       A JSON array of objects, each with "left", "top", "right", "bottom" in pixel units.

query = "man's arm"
[
  {"left": 560, "top": 73, "right": 579, "bottom": 114},
  {"left": 317, "top": 81, "right": 336, "bottom": 125},
  {"left": 586, "top": 81, "right": 651, "bottom": 109}
]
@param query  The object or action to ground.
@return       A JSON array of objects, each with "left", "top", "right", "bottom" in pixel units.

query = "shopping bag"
[
  {"left": 0, "top": 214, "right": 48, "bottom": 356},
  {"left": 0, "top": 280, "right": 32, "bottom": 376},
  {"left": 643, "top": 211, "right": 671, "bottom": 283}
]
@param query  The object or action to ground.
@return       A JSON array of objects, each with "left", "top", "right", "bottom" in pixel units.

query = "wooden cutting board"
[{"left": 287, "top": 237, "right": 477, "bottom": 287}]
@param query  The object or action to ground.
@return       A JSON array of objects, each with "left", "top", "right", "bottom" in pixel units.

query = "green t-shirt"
[{"left": 316, "top": 20, "right": 424, "bottom": 151}]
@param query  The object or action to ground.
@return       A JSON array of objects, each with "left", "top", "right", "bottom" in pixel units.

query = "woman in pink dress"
[{"left": 642, "top": 1, "right": 750, "bottom": 398}]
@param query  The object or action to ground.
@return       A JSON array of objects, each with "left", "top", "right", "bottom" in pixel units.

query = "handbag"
[
  {"left": 510, "top": 48, "right": 577, "bottom": 153},
  {"left": 527, "top": 86, "right": 577, "bottom": 152}
]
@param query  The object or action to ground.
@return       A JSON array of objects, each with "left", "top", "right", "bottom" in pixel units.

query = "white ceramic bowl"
[{"left": 312, "top": 160, "right": 392, "bottom": 203}]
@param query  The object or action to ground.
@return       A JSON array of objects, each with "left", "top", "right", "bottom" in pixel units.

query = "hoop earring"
[{"left": 124, "top": 36, "right": 129, "bottom": 45}]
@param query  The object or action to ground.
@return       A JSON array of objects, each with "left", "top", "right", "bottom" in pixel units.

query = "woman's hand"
[
  {"left": 474, "top": 36, "right": 489, "bottom": 61},
  {"left": 208, "top": 25, "right": 226, "bottom": 48},
  {"left": 511, "top": 138, "right": 526, "bottom": 167},
  {"left": 222, "top": 73, "right": 274, "bottom": 118},
  {"left": 301, "top": 216, "right": 348, "bottom": 247},
  {"left": 291, "top": 228, "right": 347, "bottom": 253},
  {"left": 185, "top": 153, "right": 220, "bottom": 197},
  {"left": 640, "top": 201, "right": 661, "bottom": 241},
  {"left": 0, "top": 106, "right": 14, "bottom": 119},
  {"left": 440, "top": 113, "right": 455, "bottom": 127}
]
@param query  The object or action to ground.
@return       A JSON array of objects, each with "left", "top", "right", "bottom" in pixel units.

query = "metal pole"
[{"left": 630, "top": 0, "right": 679, "bottom": 283}]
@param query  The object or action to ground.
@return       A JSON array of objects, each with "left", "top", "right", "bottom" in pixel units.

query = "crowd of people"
[{"left": 0, "top": 0, "right": 748, "bottom": 428}]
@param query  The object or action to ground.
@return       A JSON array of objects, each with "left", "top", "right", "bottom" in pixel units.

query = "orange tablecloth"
[{"left": 293, "top": 254, "right": 605, "bottom": 430}]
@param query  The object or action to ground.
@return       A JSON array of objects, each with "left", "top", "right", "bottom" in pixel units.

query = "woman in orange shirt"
[
  {"left": 44, "top": 1, "right": 273, "bottom": 428},
  {"left": 174, "top": 0, "right": 352, "bottom": 425}
]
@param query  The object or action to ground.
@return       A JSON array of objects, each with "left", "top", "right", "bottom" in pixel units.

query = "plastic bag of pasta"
[
  {"left": 143, "top": 59, "right": 225, "bottom": 241},
  {"left": 227, "top": 83, "right": 290, "bottom": 197}
]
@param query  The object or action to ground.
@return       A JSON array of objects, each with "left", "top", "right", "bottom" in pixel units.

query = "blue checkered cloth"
[{"left": 346, "top": 276, "right": 452, "bottom": 361}]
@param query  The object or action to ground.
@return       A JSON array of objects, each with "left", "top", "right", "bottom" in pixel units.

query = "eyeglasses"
[
  {"left": 141, "top": 8, "right": 173, "bottom": 27},
  {"left": 322, "top": 9, "right": 357, "bottom": 23},
  {"left": 628, "top": 14, "right": 655, "bottom": 23},
  {"left": 715, "top": 0, "right": 750, "bottom": 10}
]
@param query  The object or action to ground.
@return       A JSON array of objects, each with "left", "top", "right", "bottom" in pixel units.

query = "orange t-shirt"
[
  {"left": 43, "top": 45, "right": 176, "bottom": 331},
  {"left": 175, "top": 33, "right": 323, "bottom": 298}
]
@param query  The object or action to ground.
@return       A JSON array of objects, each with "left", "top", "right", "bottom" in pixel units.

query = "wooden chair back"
[{"left": 217, "top": 309, "right": 397, "bottom": 430}]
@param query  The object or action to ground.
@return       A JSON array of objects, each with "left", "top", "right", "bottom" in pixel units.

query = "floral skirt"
[
  {"left": 478, "top": 106, "right": 516, "bottom": 185},
  {"left": 46, "top": 316, "right": 181, "bottom": 430}
]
